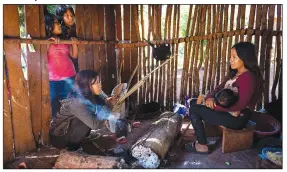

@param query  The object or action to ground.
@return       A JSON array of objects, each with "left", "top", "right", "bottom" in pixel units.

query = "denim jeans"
[{"left": 49, "top": 76, "right": 75, "bottom": 118}]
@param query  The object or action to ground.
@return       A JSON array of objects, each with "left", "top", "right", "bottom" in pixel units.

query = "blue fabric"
[
  {"left": 173, "top": 103, "right": 188, "bottom": 117},
  {"left": 50, "top": 77, "right": 75, "bottom": 117}
]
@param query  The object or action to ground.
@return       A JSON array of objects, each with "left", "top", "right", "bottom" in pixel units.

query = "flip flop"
[{"left": 184, "top": 141, "right": 211, "bottom": 154}]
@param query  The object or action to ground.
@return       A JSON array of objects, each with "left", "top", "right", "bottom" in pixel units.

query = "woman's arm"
[
  {"left": 69, "top": 37, "right": 78, "bottom": 59},
  {"left": 215, "top": 73, "right": 256, "bottom": 112},
  {"left": 205, "top": 81, "right": 226, "bottom": 100}
]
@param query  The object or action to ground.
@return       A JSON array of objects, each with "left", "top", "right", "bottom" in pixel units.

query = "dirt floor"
[{"left": 4, "top": 118, "right": 281, "bottom": 169}]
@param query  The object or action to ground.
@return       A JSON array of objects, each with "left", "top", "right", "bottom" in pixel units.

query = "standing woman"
[
  {"left": 44, "top": 9, "right": 78, "bottom": 117},
  {"left": 56, "top": 5, "right": 79, "bottom": 72},
  {"left": 49, "top": 70, "right": 117, "bottom": 151},
  {"left": 185, "top": 42, "right": 264, "bottom": 154}
]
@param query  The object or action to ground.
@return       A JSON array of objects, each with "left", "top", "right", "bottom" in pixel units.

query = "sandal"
[{"left": 184, "top": 141, "right": 211, "bottom": 154}]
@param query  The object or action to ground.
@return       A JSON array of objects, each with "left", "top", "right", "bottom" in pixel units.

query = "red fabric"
[
  {"left": 206, "top": 71, "right": 259, "bottom": 112},
  {"left": 48, "top": 44, "right": 76, "bottom": 81}
]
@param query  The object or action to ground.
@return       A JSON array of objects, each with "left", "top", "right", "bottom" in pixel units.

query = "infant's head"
[{"left": 215, "top": 88, "right": 238, "bottom": 108}]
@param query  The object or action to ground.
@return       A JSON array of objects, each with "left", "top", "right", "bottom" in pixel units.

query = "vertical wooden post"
[
  {"left": 235, "top": 5, "right": 241, "bottom": 43},
  {"left": 240, "top": 5, "right": 246, "bottom": 42},
  {"left": 246, "top": 5, "right": 256, "bottom": 42},
  {"left": 180, "top": 5, "right": 192, "bottom": 100},
  {"left": 264, "top": 5, "right": 275, "bottom": 105},
  {"left": 221, "top": 5, "right": 229, "bottom": 83},
  {"left": 3, "top": 61, "right": 14, "bottom": 163},
  {"left": 216, "top": 5, "right": 224, "bottom": 86},
  {"left": 226, "top": 5, "right": 235, "bottom": 76},
  {"left": 25, "top": 4, "right": 42, "bottom": 146},
  {"left": 115, "top": 5, "right": 123, "bottom": 85},
  {"left": 271, "top": 5, "right": 282, "bottom": 101},
  {"left": 91, "top": 5, "right": 101, "bottom": 72},
  {"left": 39, "top": 5, "right": 51, "bottom": 145},
  {"left": 75, "top": 5, "right": 87, "bottom": 71},
  {"left": 166, "top": 5, "right": 172, "bottom": 108},
  {"left": 123, "top": 5, "right": 131, "bottom": 85},
  {"left": 202, "top": 5, "right": 211, "bottom": 94},
  {"left": 130, "top": 5, "right": 139, "bottom": 103},
  {"left": 4, "top": 4, "right": 36, "bottom": 156},
  {"left": 258, "top": 5, "right": 268, "bottom": 108},
  {"left": 105, "top": 5, "right": 118, "bottom": 93}
]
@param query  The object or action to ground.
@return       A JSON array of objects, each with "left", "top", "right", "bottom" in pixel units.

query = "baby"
[
  {"left": 175, "top": 87, "right": 241, "bottom": 118},
  {"left": 197, "top": 87, "right": 241, "bottom": 117}
]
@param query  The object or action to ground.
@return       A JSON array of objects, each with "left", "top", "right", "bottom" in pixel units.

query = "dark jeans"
[
  {"left": 49, "top": 117, "right": 91, "bottom": 150},
  {"left": 49, "top": 76, "right": 75, "bottom": 118},
  {"left": 189, "top": 104, "right": 252, "bottom": 145}
]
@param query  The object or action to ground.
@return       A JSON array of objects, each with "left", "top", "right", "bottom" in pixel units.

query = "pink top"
[
  {"left": 48, "top": 44, "right": 76, "bottom": 81},
  {"left": 205, "top": 71, "right": 261, "bottom": 111}
]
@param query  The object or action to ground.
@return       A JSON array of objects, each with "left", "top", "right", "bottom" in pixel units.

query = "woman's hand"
[
  {"left": 48, "top": 37, "right": 60, "bottom": 43},
  {"left": 71, "top": 37, "right": 78, "bottom": 44},
  {"left": 105, "top": 96, "right": 119, "bottom": 109},
  {"left": 205, "top": 98, "right": 216, "bottom": 109}
]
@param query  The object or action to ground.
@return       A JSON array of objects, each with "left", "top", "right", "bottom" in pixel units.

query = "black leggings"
[
  {"left": 50, "top": 118, "right": 91, "bottom": 150},
  {"left": 189, "top": 104, "right": 252, "bottom": 145}
]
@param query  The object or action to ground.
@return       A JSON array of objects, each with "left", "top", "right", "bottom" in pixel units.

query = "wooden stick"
[
  {"left": 247, "top": 5, "right": 256, "bottom": 42},
  {"left": 180, "top": 5, "right": 193, "bottom": 101},
  {"left": 202, "top": 5, "right": 211, "bottom": 94},
  {"left": 271, "top": 5, "right": 282, "bottom": 101},
  {"left": 264, "top": 5, "right": 275, "bottom": 105},
  {"left": 115, "top": 57, "right": 174, "bottom": 107}
]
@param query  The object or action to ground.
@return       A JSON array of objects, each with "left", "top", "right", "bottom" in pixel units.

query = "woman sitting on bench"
[{"left": 185, "top": 42, "right": 264, "bottom": 154}]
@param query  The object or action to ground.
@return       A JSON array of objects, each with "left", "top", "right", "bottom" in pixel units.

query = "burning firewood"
[{"left": 130, "top": 112, "right": 182, "bottom": 168}]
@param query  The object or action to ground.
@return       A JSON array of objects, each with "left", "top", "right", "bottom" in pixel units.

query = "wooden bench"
[{"left": 218, "top": 120, "right": 256, "bottom": 153}]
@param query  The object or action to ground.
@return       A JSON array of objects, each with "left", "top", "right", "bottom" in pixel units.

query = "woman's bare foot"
[{"left": 194, "top": 142, "right": 209, "bottom": 152}]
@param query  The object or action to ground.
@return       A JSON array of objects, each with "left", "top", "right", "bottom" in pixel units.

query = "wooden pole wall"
[
  {"left": 4, "top": 5, "right": 36, "bottom": 157},
  {"left": 3, "top": 5, "right": 283, "bottom": 163}
]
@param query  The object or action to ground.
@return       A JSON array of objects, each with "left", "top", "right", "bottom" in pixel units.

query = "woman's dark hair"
[
  {"left": 44, "top": 6, "right": 59, "bottom": 38},
  {"left": 72, "top": 70, "right": 99, "bottom": 100},
  {"left": 55, "top": 5, "right": 76, "bottom": 39},
  {"left": 230, "top": 41, "right": 264, "bottom": 97},
  {"left": 55, "top": 5, "right": 75, "bottom": 25}
]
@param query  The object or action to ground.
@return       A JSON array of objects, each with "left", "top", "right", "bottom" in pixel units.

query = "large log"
[
  {"left": 54, "top": 150, "right": 121, "bottom": 169},
  {"left": 131, "top": 112, "right": 182, "bottom": 168}
]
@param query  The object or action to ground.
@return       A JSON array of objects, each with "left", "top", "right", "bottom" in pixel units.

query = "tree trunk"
[
  {"left": 131, "top": 112, "right": 182, "bottom": 168},
  {"left": 54, "top": 150, "right": 121, "bottom": 169}
]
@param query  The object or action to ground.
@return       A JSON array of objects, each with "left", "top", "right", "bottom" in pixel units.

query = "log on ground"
[
  {"left": 131, "top": 112, "right": 182, "bottom": 168},
  {"left": 54, "top": 150, "right": 121, "bottom": 169}
]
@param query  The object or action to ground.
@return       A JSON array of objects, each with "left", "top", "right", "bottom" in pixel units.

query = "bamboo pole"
[
  {"left": 216, "top": 5, "right": 224, "bottom": 86},
  {"left": 207, "top": 6, "right": 215, "bottom": 92},
  {"left": 254, "top": 5, "right": 262, "bottom": 59},
  {"left": 188, "top": 6, "right": 199, "bottom": 97},
  {"left": 3, "top": 28, "right": 281, "bottom": 49},
  {"left": 211, "top": 5, "right": 219, "bottom": 91},
  {"left": 259, "top": 5, "right": 268, "bottom": 108},
  {"left": 180, "top": 5, "right": 193, "bottom": 101},
  {"left": 264, "top": 5, "right": 275, "bottom": 105},
  {"left": 247, "top": 5, "right": 256, "bottom": 42},
  {"left": 140, "top": 5, "right": 146, "bottom": 103},
  {"left": 173, "top": 5, "right": 180, "bottom": 104},
  {"left": 226, "top": 5, "right": 235, "bottom": 77},
  {"left": 271, "top": 4, "right": 282, "bottom": 101},
  {"left": 221, "top": 4, "right": 229, "bottom": 84},
  {"left": 240, "top": 5, "right": 246, "bottom": 42},
  {"left": 146, "top": 5, "right": 152, "bottom": 102},
  {"left": 166, "top": 5, "right": 172, "bottom": 109},
  {"left": 170, "top": 5, "right": 177, "bottom": 104},
  {"left": 196, "top": 5, "right": 207, "bottom": 95},
  {"left": 192, "top": 6, "right": 202, "bottom": 95},
  {"left": 115, "top": 57, "right": 174, "bottom": 107},
  {"left": 202, "top": 5, "right": 211, "bottom": 94},
  {"left": 235, "top": 5, "right": 241, "bottom": 43}
]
